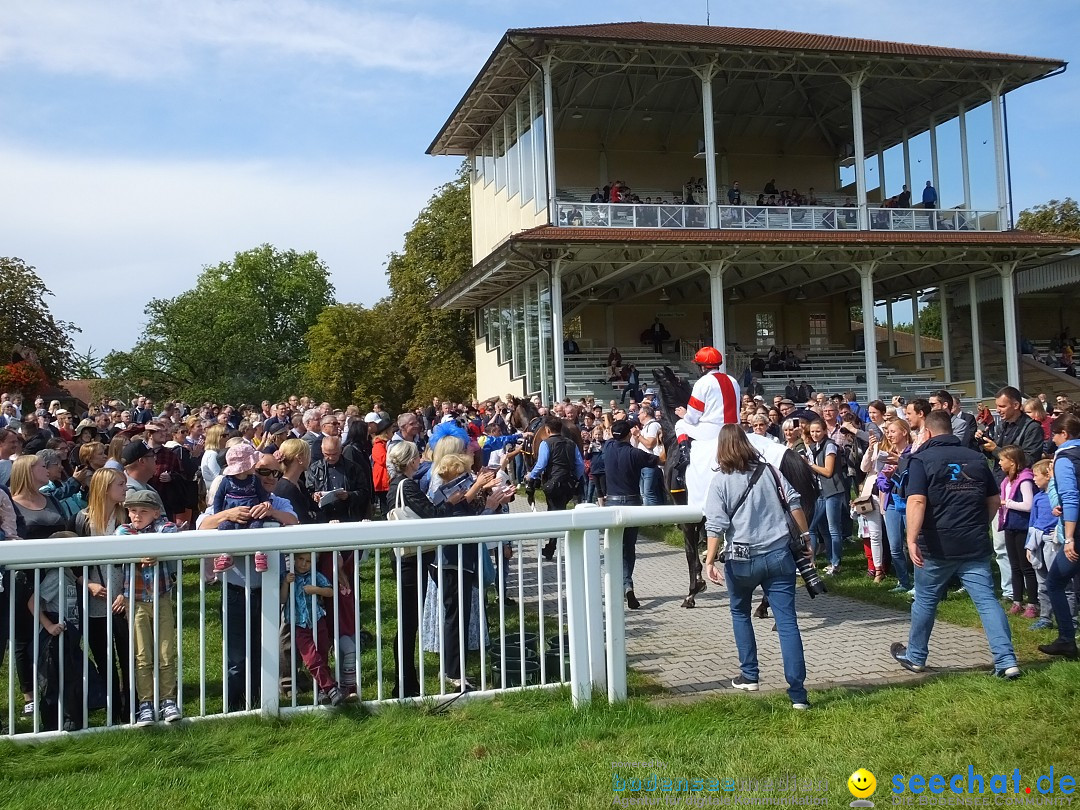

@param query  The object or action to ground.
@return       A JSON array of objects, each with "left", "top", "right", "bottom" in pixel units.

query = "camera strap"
[{"left": 729, "top": 462, "right": 767, "bottom": 520}]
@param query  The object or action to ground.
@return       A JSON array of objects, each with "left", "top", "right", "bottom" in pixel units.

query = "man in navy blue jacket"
[{"left": 890, "top": 410, "right": 1020, "bottom": 679}]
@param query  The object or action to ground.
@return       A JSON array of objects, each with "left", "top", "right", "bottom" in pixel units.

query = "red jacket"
[{"left": 371, "top": 437, "right": 389, "bottom": 493}]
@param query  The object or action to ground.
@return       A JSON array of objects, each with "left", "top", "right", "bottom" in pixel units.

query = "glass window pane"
[
  {"left": 506, "top": 112, "right": 519, "bottom": 199},
  {"left": 494, "top": 128, "right": 505, "bottom": 192}
]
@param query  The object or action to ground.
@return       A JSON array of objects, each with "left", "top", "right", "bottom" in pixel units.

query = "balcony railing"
[
  {"left": 556, "top": 200, "right": 1002, "bottom": 232},
  {"left": 557, "top": 202, "right": 709, "bottom": 229}
]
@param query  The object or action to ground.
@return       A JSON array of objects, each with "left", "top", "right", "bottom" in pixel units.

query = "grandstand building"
[{"left": 428, "top": 22, "right": 1080, "bottom": 403}]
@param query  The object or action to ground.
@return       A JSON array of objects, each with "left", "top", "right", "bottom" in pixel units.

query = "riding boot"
[{"left": 542, "top": 539, "right": 557, "bottom": 561}]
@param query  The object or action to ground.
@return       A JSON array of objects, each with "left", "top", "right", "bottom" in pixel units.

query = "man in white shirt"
[{"left": 633, "top": 404, "right": 665, "bottom": 505}]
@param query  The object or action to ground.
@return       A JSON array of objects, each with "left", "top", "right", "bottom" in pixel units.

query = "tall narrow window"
[
  {"left": 755, "top": 312, "right": 776, "bottom": 351},
  {"left": 808, "top": 312, "right": 829, "bottom": 347}
]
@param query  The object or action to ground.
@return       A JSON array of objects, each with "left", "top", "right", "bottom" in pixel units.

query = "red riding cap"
[{"left": 693, "top": 346, "right": 723, "bottom": 367}]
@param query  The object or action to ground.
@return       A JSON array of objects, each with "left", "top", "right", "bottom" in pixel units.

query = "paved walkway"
[{"left": 623, "top": 534, "right": 993, "bottom": 696}]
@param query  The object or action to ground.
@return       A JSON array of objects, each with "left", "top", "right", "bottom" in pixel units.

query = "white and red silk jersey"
[{"left": 682, "top": 371, "right": 741, "bottom": 440}]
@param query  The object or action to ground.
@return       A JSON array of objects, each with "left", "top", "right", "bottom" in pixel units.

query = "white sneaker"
[
  {"left": 791, "top": 702, "right": 811, "bottom": 710},
  {"left": 136, "top": 701, "right": 155, "bottom": 727},
  {"left": 161, "top": 699, "right": 181, "bottom": 723}
]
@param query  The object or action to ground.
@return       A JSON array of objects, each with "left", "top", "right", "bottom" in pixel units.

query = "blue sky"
[{"left": 3, "top": 1, "right": 1077, "bottom": 358}]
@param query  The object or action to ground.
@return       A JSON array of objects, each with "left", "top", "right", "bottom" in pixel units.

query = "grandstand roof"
[
  {"left": 432, "top": 226, "right": 1079, "bottom": 310},
  {"left": 429, "top": 22, "right": 1065, "bottom": 157}
]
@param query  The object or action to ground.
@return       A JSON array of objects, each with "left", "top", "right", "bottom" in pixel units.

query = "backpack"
[
  {"left": 889, "top": 465, "right": 910, "bottom": 516},
  {"left": 1056, "top": 448, "right": 1080, "bottom": 541}
]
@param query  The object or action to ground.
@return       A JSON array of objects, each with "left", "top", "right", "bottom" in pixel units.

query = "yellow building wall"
[
  {"left": 475, "top": 336, "right": 526, "bottom": 402},
  {"left": 471, "top": 175, "right": 549, "bottom": 264}
]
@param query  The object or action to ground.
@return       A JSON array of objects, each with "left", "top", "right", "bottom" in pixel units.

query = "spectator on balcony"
[
  {"left": 606, "top": 347, "right": 623, "bottom": 381},
  {"left": 590, "top": 187, "right": 604, "bottom": 203},
  {"left": 727, "top": 182, "right": 741, "bottom": 205},
  {"left": 563, "top": 335, "right": 581, "bottom": 355},
  {"left": 650, "top": 317, "right": 669, "bottom": 354},
  {"left": 922, "top": 181, "right": 938, "bottom": 209},
  {"left": 755, "top": 194, "right": 765, "bottom": 206},
  {"left": 807, "top": 188, "right": 819, "bottom": 206},
  {"left": 764, "top": 179, "right": 778, "bottom": 195},
  {"left": 898, "top": 185, "right": 912, "bottom": 208},
  {"left": 766, "top": 194, "right": 778, "bottom": 206}
]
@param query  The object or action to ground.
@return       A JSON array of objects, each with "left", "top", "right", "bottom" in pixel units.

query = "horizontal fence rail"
[{"left": 0, "top": 504, "right": 700, "bottom": 742}]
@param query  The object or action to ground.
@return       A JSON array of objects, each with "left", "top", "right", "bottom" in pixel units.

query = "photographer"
[{"left": 702, "top": 425, "right": 812, "bottom": 710}]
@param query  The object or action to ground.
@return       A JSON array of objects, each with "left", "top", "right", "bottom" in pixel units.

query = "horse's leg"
[{"left": 680, "top": 520, "right": 707, "bottom": 608}]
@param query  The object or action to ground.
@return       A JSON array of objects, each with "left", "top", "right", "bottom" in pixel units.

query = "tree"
[
  {"left": 1017, "top": 198, "right": 1080, "bottom": 239},
  {"left": 67, "top": 346, "right": 103, "bottom": 379},
  {"left": 102, "top": 245, "right": 334, "bottom": 404},
  {"left": 385, "top": 164, "right": 476, "bottom": 406},
  {"left": 0, "top": 257, "right": 79, "bottom": 382},
  {"left": 893, "top": 300, "right": 942, "bottom": 340},
  {"left": 303, "top": 302, "right": 412, "bottom": 412}
]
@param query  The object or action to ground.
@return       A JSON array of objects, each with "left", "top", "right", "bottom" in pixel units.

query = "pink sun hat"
[{"left": 222, "top": 443, "right": 260, "bottom": 476}]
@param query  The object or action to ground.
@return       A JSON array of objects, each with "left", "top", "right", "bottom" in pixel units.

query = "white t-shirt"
[{"left": 640, "top": 419, "right": 663, "bottom": 457}]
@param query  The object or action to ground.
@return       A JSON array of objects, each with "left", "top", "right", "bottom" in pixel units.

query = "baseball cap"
[
  {"left": 120, "top": 442, "right": 153, "bottom": 466},
  {"left": 364, "top": 411, "right": 380, "bottom": 423},
  {"left": 610, "top": 420, "right": 632, "bottom": 439}
]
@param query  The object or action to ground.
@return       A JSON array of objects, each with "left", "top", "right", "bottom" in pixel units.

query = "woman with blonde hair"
[
  {"left": 104, "top": 436, "right": 126, "bottom": 471},
  {"left": 422, "top": 434, "right": 510, "bottom": 691},
  {"left": 75, "top": 468, "right": 131, "bottom": 723},
  {"left": 200, "top": 423, "right": 227, "bottom": 487},
  {"left": 274, "top": 438, "right": 317, "bottom": 525}
]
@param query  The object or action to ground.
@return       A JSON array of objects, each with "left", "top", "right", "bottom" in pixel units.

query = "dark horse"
[
  {"left": 651, "top": 368, "right": 820, "bottom": 609},
  {"left": 507, "top": 397, "right": 584, "bottom": 474}
]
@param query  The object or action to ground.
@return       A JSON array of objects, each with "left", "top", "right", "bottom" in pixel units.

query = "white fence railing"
[{"left": 0, "top": 503, "right": 699, "bottom": 741}]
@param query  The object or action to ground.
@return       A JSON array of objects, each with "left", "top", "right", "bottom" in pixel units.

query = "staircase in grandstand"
[{"left": 563, "top": 348, "right": 943, "bottom": 403}]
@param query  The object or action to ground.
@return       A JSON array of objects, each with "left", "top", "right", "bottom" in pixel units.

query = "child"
[
  {"left": 212, "top": 443, "right": 270, "bottom": 573},
  {"left": 1028, "top": 459, "right": 1075, "bottom": 629},
  {"left": 29, "top": 531, "right": 90, "bottom": 731},
  {"left": 282, "top": 552, "right": 343, "bottom": 706},
  {"left": 116, "top": 489, "right": 181, "bottom": 726}
]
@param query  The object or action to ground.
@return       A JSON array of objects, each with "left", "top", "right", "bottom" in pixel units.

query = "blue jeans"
[
  {"left": 605, "top": 496, "right": 641, "bottom": 591},
  {"left": 809, "top": 493, "right": 844, "bottom": 568},
  {"left": 883, "top": 505, "right": 912, "bottom": 589},
  {"left": 907, "top": 556, "right": 1017, "bottom": 672},
  {"left": 725, "top": 547, "right": 807, "bottom": 704},
  {"left": 640, "top": 466, "right": 664, "bottom": 506},
  {"left": 1046, "top": 550, "right": 1080, "bottom": 641}
]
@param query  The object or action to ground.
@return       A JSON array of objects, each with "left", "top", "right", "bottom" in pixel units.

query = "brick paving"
[
  {"left": 623, "top": 534, "right": 994, "bottom": 696},
  {"left": 505, "top": 500, "right": 994, "bottom": 697}
]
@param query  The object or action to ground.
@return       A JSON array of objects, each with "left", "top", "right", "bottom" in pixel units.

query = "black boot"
[{"left": 1038, "top": 637, "right": 1078, "bottom": 659}]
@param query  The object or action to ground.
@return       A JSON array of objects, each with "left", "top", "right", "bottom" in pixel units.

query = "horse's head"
[{"left": 509, "top": 397, "right": 539, "bottom": 433}]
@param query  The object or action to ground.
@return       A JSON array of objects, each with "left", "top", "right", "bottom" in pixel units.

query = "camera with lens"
[{"left": 788, "top": 535, "right": 827, "bottom": 598}]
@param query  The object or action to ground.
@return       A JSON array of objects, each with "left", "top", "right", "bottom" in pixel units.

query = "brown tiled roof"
[
  {"left": 513, "top": 226, "right": 1079, "bottom": 247},
  {"left": 512, "top": 22, "right": 1059, "bottom": 64}
]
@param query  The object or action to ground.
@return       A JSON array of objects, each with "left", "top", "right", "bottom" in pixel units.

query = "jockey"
[{"left": 674, "top": 346, "right": 741, "bottom": 512}]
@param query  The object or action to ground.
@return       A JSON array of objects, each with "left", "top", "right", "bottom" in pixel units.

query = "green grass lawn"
[{"left": 1, "top": 663, "right": 1078, "bottom": 810}]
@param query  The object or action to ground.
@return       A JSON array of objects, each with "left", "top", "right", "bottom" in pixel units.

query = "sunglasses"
[{"left": 255, "top": 468, "right": 282, "bottom": 479}]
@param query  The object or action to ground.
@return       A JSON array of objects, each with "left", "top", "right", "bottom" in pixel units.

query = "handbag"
[
  {"left": 388, "top": 482, "right": 424, "bottom": 558},
  {"left": 852, "top": 496, "right": 875, "bottom": 515}
]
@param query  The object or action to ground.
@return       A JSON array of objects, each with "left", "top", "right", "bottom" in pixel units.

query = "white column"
[
  {"left": 902, "top": 128, "right": 912, "bottom": 200},
  {"left": 551, "top": 260, "right": 566, "bottom": 402},
  {"left": 708, "top": 262, "right": 727, "bottom": 366},
  {"left": 700, "top": 67, "right": 719, "bottom": 228},
  {"left": 850, "top": 75, "right": 869, "bottom": 229},
  {"left": 542, "top": 55, "right": 558, "bottom": 224},
  {"left": 603, "top": 527, "right": 627, "bottom": 702},
  {"left": 999, "top": 263, "right": 1021, "bottom": 389},
  {"left": 929, "top": 117, "right": 941, "bottom": 201},
  {"left": 969, "top": 275, "right": 984, "bottom": 398},
  {"left": 958, "top": 104, "right": 972, "bottom": 210},
  {"left": 885, "top": 298, "right": 894, "bottom": 357},
  {"left": 911, "top": 293, "right": 923, "bottom": 370},
  {"left": 859, "top": 263, "right": 879, "bottom": 401},
  {"left": 563, "top": 526, "right": 591, "bottom": 707},
  {"left": 877, "top": 148, "right": 887, "bottom": 203},
  {"left": 940, "top": 285, "right": 953, "bottom": 384},
  {"left": 990, "top": 86, "right": 1009, "bottom": 230}
]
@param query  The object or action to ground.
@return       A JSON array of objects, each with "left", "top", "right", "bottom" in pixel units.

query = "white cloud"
[
  {"left": 0, "top": 0, "right": 491, "bottom": 80},
  {"left": 0, "top": 143, "right": 458, "bottom": 355}
]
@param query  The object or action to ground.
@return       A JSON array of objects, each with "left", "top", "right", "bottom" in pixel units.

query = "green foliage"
[
  {"left": 892, "top": 299, "right": 942, "bottom": 340},
  {"left": 305, "top": 164, "right": 475, "bottom": 413},
  {"left": 303, "top": 302, "right": 411, "bottom": 410},
  {"left": 385, "top": 163, "right": 476, "bottom": 407},
  {"left": 1017, "top": 197, "right": 1080, "bottom": 239},
  {"left": 102, "top": 245, "right": 334, "bottom": 404},
  {"left": 67, "top": 346, "right": 103, "bottom": 379},
  {"left": 0, "top": 257, "right": 79, "bottom": 383}
]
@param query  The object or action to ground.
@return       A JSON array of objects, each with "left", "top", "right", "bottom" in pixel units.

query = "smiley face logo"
[{"left": 848, "top": 769, "right": 877, "bottom": 800}]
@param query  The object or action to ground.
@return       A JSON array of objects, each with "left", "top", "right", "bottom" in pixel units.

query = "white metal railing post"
[
  {"left": 574, "top": 504, "right": 606, "bottom": 694},
  {"left": 259, "top": 553, "right": 281, "bottom": 716},
  {"left": 603, "top": 527, "right": 627, "bottom": 702},
  {"left": 563, "top": 526, "right": 591, "bottom": 707}
]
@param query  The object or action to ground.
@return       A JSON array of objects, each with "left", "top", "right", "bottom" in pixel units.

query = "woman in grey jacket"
[{"left": 702, "top": 424, "right": 813, "bottom": 709}]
